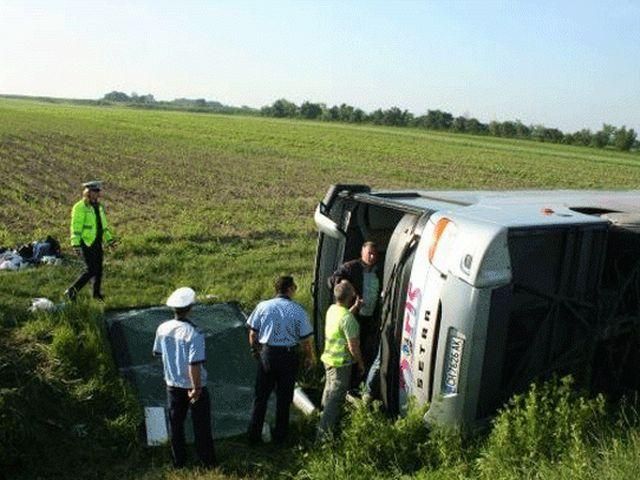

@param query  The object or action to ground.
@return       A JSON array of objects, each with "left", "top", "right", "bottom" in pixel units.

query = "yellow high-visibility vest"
[
  {"left": 321, "top": 304, "right": 359, "bottom": 367},
  {"left": 70, "top": 199, "right": 114, "bottom": 247}
]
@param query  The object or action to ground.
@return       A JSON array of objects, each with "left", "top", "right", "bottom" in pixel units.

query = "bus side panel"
[{"left": 399, "top": 221, "right": 440, "bottom": 408}]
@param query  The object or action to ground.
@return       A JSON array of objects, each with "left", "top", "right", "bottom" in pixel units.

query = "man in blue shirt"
[
  {"left": 153, "top": 287, "right": 216, "bottom": 468},
  {"left": 247, "top": 275, "right": 315, "bottom": 444}
]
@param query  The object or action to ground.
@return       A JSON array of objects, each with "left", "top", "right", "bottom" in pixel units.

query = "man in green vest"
[
  {"left": 317, "top": 280, "right": 364, "bottom": 438},
  {"left": 65, "top": 180, "right": 115, "bottom": 301}
]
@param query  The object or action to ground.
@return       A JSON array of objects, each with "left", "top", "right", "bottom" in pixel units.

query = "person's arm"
[
  {"left": 152, "top": 332, "right": 162, "bottom": 357},
  {"left": 350, "top": 296, "right": 363, "bottom": 314},
  {"left": 297, "top": 308, "right": 315, "bottom": 368},
  {"left": 343, "top": 312, "right": 364, "bottom": 374},
  {"left": 188, "top": 364, "right": 202, "bottom": 402},
  {"left": 70, "top": 202, "right": 84, "bottom": 255},
  {"left": 347, "top": 337, "right": 365, "bottom": 375},
  {"left": 100, "top": 204, "right": 115, "bottom": 244},
  {"left": 188, "top": 333, "right": 206, "bottom": 402},
  {"left": 301, "top": 336, "right": 315, "bottom": 369},
  {"left": 328, "top": 261, "right": 354, "bottom": 290},
  {"left": 249, "top": 329, "right": 261, "bottom": 358}
]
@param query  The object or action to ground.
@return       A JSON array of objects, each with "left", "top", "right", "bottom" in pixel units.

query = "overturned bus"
[{"left": 312, "top": 184, "right": 640, "bottom": 428}]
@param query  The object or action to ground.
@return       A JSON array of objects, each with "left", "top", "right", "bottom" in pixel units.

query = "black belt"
[{"left": 264, "top": 344, "right": 298, "bottom": 352}]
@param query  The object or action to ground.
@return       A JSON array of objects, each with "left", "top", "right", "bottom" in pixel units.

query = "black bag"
[
  {"left": 45, "top": 236, "right": 61, "bottom": 257},
  {"left": 17, "top": 243, "right": 33, "bottom": 259}
]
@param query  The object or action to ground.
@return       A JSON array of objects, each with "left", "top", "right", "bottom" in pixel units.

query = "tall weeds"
[
  {"left": 0, "top": 303, "right": 141, "bottom": 478},
  {"left": 478, "top": 376, "right": 609, "bottom": 479},
  {"left": 298, "top": 399, "right": 465, "bottom": 480}
]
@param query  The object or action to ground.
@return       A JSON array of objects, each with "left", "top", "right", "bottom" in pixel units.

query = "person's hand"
[
  {"left": 73, "top": 246, "right": 83, "bottom": 258},
  {"left": 250, "top": 344, "right": 261, "bottom": 360},
  {"left": 350, "top": 296, "right": 363, "bottom": 313},
  {"left": 304, "top": 356, "right": 315, "bottom": 370},
  {"left": 188, "top": 387, "right": 202, "bottom": 404}
]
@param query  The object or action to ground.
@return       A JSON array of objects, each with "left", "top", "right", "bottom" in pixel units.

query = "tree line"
[
  {"left": 260, "top": 98, "right": 638, "bottom": 152},
  {"left": 101, "top": 91, "right": 258, "bottom": 116},
  {"left": 101, "top": 92, "right": 638, "bottom": 152}
]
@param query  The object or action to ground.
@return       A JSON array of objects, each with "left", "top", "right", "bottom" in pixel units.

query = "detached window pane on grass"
[{"left": 106, "top": 303, "right": 254, "bottom": 440}]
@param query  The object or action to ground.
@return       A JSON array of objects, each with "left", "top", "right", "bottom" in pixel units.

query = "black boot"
[{"left": 64, "top": 288, "right": 77, "bottom": 302}]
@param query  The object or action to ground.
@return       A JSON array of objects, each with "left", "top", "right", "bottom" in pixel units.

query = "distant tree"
[
  {"left": 500, "top": 121, "right": 517, "bottom": 137},
  {"left": 337, "top": 103, "right": 355, "bottom": 122},
  {"left": 571, "top": 129, "right": 593, "bottom": 146},
  {"left": 531, "top": 125, "right": 564, "bottom": 143},
  {"left": 466, "top": 118, "right": 488, "bottom": 134},
  {"left": 546, "top": 128, "right": 564, "bottom": 143},
  {"left": 369, "top": 108, "right": 384, "bottom": 125},
  {"left": 300, "top": 101, "right": 323, "bottom": 119},
  {"left": 424, "top": 110, "right": 453, "bottom": 130},
  {"left": 103, "top": 91, "right": 130, "bottom": 102},
  {"left": 613, "top": 126, "right": 637, "bottom": 151},
  {"left": 379, "top": 107, "right": 412, "bottom": 126},
  {"left": 514, "top": 120, "right": 531, "bottom": 138},
  {"left": 322, "top": 105, "right": 340, "bottom": 121},
  {"left": 451, "top": 116, "right": 468, "bottom": 133},
  {"left": 489, "top": 121, "right": 501, "bottom": 137},
  {"left": 135, "top": 94, "right": 155, "bottom": 104},
  {"left": 412, "top": 115, "right": 427, "bottom": 128},
  {"left": 592, "top": 124, "right": 615, "bottom": 148},
  {"left": 351, "top": 108, "right": 366, "bottom": 123},
  {"left": 265, "top": 98, "right": 298, "bottom": 118}
]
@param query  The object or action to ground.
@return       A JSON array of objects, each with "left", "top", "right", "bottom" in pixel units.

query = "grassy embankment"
[{"left": 1, "top": 98, "right": 640, "bottom": 479}]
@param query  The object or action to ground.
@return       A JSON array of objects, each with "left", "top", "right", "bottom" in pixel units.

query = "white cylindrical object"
[
  {"left": 293, "top": 386, "right": 317, "bottom": 415},
  {"left": 261, "top": 423, "right": 271, "bottom": 443}
]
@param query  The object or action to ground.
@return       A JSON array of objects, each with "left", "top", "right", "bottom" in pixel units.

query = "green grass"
[{"left": 1, "top": 98, "right": 640, "bottom": 478}]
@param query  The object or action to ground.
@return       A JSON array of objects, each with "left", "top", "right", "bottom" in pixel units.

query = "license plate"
[{"left": 442, "top": 328, "right": 465, "bottom": 395}]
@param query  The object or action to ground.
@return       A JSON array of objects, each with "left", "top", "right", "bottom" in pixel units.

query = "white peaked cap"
[{"left": 166, "top": 287, "right": 196, "bottom": 308}]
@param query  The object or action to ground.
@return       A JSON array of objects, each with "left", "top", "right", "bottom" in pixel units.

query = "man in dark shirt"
[{"left": 328, "top": 241, "right": 382, "bottom": 387}]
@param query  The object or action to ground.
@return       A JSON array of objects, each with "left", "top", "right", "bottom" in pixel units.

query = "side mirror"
[{"left": 314, "top": 204, "right": 345, "bottom": 240}]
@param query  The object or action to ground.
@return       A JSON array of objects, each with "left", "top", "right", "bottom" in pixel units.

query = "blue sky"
[{"left": 1, "top": 0, "right": 638, "bottom": 132}]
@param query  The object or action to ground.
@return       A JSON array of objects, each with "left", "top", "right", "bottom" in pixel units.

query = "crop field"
[
  {"left": 2, "top": 98, "right": 639, "bottom": 308},
  {"left": 1, "top": 98, "right": 640, "bottom": 479}
]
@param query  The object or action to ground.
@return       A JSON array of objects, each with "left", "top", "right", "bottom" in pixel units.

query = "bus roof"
[{"left": 353, "top": 190, "right": 640, "bottom": 228}]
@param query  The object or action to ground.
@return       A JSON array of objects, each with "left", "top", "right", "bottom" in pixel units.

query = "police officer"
[
  {"left": 65, "top": 180, "right": 115, "bottom": 301},
  {"left": 153, "top": 287, "right": 216, "bottom": 469},
  {"left": 247, "top": 275, "right": 315, "bottom": 444}
]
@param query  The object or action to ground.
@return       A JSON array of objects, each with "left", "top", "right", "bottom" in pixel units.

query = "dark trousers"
[
  {"left": 167, "top": 386, "right": 216, "bottom": 468},
  {"left": 247, "top": 346, "right": 299, "bottom": 443},
  {"left": 351, "top": 315, "right": 380, "bottom": 389},
  {"left": 69, "top": 242, "right": 103, "bottom": 297}
]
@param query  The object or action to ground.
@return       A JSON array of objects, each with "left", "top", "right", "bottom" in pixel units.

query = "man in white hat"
[{"left": 153, "top": 287, "right": 216, "bottom": 468}]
